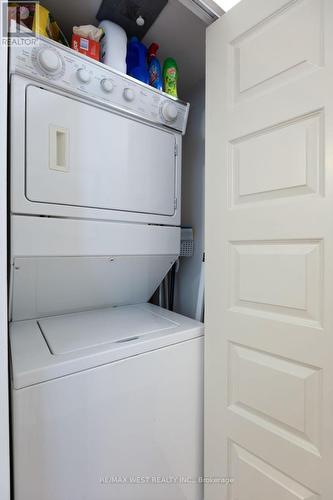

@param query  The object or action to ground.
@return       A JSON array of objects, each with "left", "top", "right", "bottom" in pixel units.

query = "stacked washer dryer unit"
[{"left": 9, "top": 37, "right": 204, "bottom": 500}]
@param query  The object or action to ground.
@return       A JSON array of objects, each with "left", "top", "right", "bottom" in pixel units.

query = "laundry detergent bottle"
[
  {"left": 163, "top": 57, "right": 179, "bottom": 98},
  {"left": 126, "top": 36, "right": 149, "bottom": 84},
  {"left": 147, "top": 43, "right": 162, "bottom": 91}
]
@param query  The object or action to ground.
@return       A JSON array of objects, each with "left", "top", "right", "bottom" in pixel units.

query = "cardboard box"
[{"left": 71, "top": 34, "right": 100, "bottom": 61}]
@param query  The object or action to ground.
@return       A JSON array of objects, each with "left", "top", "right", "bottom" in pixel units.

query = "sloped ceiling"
[{"left": 42, "top": 0, "right": 207, "bottom": 98}]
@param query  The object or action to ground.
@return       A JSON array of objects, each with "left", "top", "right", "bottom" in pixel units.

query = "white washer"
[{"left": 11, "top": 304, "right": 204, "bottom": 500}]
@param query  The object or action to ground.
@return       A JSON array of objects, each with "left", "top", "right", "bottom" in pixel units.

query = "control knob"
[
  {"left": 123, "top": 88, "right": 135, "bottom": 102},
  {"left": 101, "top": 78, "right": 114, "bottom": 93},
  {"left": 77, "top": 68, "right": 91, "bottom": 83},
  {"left": 160, "top": 101, "right": 178, "bottom": 122},
  {"left": 37, "top": 48, "right": 62, "bottom": 74}
]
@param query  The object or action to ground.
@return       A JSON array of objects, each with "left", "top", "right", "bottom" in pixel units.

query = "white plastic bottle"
[{"left": 99, "top": 20, "right": 127, "bottom": 73}]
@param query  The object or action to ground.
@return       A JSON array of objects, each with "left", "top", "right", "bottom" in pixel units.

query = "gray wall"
[{"left": 174, "top": 79, "right": 205, "bottom": 320}]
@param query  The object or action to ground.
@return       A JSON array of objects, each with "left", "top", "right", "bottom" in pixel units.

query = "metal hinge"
[{"left": 174, "top": 198, "right": 178, "bottom": 210}]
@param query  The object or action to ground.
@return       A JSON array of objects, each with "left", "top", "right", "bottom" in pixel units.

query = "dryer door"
[{"left": 25, "top": 86, "right": 178, "bottom": 221}]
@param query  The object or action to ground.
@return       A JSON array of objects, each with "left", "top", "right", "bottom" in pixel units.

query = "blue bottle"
[
  {"left": 126, "top": 37, "right": 149, "bottom": 84},
  {"left": 148, "top": 43, "right": 163, "bottom": 91}
]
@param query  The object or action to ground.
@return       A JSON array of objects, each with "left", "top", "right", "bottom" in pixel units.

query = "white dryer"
[
  {"left": 9, "top": 36, "right": 203, "bottom": 500},
  {"left": 10, "top": 38, "right": 188, "bottom": 226}
]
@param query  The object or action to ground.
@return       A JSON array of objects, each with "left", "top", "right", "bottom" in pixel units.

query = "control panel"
[{"left": 10, "top": 38, "right": 189, "bottom": 134}]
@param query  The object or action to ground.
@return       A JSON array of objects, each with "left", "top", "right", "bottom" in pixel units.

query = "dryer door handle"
[{"left": 49, "top": 125, "right": 69, "bottom": 172}]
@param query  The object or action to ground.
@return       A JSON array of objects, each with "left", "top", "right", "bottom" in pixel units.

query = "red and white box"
[{"left": 71, "top": 34, "right": 100, "bottom": 61}]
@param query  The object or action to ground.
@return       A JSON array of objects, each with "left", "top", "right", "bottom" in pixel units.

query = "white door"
[{"left": 205, "top": 0, "right": 333, "bottom": 498}]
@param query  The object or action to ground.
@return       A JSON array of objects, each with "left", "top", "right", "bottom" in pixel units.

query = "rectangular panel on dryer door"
[{"left": 25, "top": 86, "right": 177, "bottom": 217}]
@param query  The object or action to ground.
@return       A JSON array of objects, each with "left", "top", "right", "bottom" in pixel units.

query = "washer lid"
[
  {"left": 38, "top": 306, "right": 178, "bottom": 355},
  {"left": 10, "top": 303, "right": 204, "bottom": 389}
]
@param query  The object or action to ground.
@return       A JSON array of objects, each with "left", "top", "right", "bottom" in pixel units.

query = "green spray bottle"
[{"left": 163, "top": 57, "right": 179, "bottom": 98}]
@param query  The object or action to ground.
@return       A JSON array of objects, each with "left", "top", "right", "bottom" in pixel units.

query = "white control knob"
[
  {"left": 38, "top": 48, "right": 61, "bottom": 73},
  {"left": 101, "top": 78, "right": 114, "bottom": 93},
  {"left": 123, "top": 88, "right": 135, "bottom": 102},
  {"left": 77, "top": 68, "right": 91, "bottom": 83},
  {"left": 161, "top": 101, "right": 178, "bottom": 122}
]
